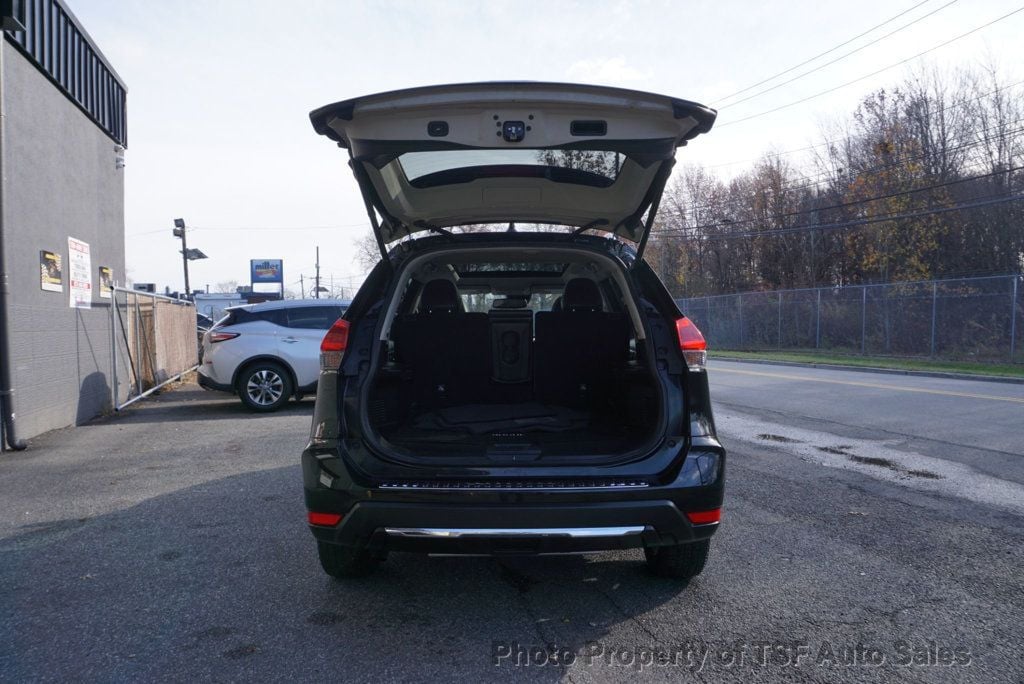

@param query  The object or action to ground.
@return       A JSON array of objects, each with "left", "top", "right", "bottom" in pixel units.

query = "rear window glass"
[
  {"left": 286, "top": 306, "right": 344, "bottom": 330},
  {"left": 460, "top": 293, "right": 562, "bottom": 313},
  {"left": 454, "top": 263, "right": 567, "bottom": 277},
  {"left": 398, "top": 149, "right": 624, "bottom": 183},
  {"left": 225, "top": 308, "right": 287, "bottom": 326}
]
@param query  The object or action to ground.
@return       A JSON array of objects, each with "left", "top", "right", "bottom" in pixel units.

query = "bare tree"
[
  {"left": 353, "top": 231, "right": 380, "bottom": 273},
  {"left": 213, "top": 280, "right": 239, "bottom": 294}
]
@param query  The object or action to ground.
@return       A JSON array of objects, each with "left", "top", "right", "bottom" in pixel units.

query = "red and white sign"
[{"left": 68, "top": 237, "right": 92, "bottom": 309}]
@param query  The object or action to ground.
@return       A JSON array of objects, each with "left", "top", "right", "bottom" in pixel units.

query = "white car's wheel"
[{"left": 237, "top": 362, "right": 292, "bottom": 412}]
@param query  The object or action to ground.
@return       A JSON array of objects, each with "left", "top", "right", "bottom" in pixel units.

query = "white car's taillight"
[
  {"left": 320, "top": 319, "right": 349, "bottom": 371},
  {"left": 209, "top": 331, "right": 240, "bottom": 343},
  {"left": 676, "top": 317, "right": 707, "bottom": 371}
]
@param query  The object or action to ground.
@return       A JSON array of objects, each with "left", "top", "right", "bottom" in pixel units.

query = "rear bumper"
[
  {"left": 303, "top": 442, "right": 725, "bottom": 555},
  {"left": 197, "top": 370, "right": 233, "bottom": 393},
  {"left": 308, "top": 499, "right": 718, "bottom": 554}
]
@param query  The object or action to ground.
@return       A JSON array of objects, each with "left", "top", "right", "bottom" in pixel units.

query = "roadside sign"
[
  {"left": 250, "top": 259, "right": 283, "bottom": 284},
  {"left": 68, "top": 237, "right": 92, "bottom": 309},
  {"left": 39, "top": 250, "right": 62, "bottom": 292}
]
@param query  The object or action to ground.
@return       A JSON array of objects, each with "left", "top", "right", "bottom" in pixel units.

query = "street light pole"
[{"left": 173, "top": 218, "right": 190, "bottom": 297}]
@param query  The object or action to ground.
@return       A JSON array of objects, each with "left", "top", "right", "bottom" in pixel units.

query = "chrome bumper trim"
[
  {"left": 378, "top": 481, "right": 650, "bottom": 491},
  {"left": 383, "top": 526, "right": 646, "bottom": 539}
]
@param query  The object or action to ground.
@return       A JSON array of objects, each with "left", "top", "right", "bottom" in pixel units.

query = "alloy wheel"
[{"left": 246, "top": 369, "right": 284, "bottom": 406}]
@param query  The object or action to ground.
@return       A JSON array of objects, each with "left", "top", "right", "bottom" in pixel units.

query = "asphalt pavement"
[{"left": 1, "top": 366, "right": 1022, "bottom": 682}]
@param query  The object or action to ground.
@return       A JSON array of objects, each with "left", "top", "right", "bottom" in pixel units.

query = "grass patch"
[{"left": 711, "top": 350, "right": 1024, "bottom": 379}]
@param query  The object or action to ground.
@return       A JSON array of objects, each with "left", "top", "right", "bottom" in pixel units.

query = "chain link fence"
[
  {"left": 677, "top": 274, "right": 1023, "bottom": 364},
  {"left": 110, "top": 287, "right": 199, "bottom": 410}
]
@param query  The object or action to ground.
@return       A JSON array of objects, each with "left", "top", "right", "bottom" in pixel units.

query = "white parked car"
[{"left": 198, "top": 299, "right": 350, "bottom": 411}]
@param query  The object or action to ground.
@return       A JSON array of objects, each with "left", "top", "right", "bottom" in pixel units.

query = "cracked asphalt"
[{"left": 1, "top": 363, "right": 1023, "bottom": 682}]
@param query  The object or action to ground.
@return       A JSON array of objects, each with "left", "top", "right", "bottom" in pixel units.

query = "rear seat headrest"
[
  {"left": 563, "top": 278, "right": 602, "bottom": 312},
  {"left": 420, "top": 280, "right": 460, "bottom": 314}
]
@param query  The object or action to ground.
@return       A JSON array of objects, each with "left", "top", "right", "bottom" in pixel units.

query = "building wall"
[
  {"left": 2, "top": 39, "right": 126, "bottom": 439},
  {"left": 193, "top": 294, "right": 246, "bottom": 322}
]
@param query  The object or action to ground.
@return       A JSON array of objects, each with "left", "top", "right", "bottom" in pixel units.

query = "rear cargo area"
[
  {"left": 364, "top": 273, "right": 663, "bottom": 463},
  {"left": 370, "top": 372, "right": 659, "bottom": 460}
]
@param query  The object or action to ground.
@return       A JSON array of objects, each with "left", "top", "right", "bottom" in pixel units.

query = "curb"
[{"left": 711, "top": 356, "right": 1024, "bottom": 385}]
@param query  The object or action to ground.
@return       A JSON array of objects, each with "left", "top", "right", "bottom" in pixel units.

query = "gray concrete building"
[{"left": 1, "top": 0, "right": 127, "bottom": 445}]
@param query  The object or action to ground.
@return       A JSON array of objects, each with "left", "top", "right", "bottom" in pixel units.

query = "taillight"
[
  {"left": 686, "top": 508, "right": 721, "bottom": 525},
  {"left": 320, "top": 318, "right": 349, "bottom": 371},
  {"left": 307, "top": 511, "right": 342, "bottom": 527},
  {"left": 209, "top": 331, "right": 240, "bottom": 343},
  {"left": 676, "top": 317, "right": 707, "bottom": 371}
]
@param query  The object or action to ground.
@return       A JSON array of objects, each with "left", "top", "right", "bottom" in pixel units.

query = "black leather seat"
[
  {"left": 391, "top": 280, "right": 490, "bottom": 407},
  {"left": 534, "top": 278, "right": 630, "bottom": 407}
]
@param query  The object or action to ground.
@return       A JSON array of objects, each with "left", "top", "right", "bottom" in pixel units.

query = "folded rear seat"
[
  {"left": 391, "top": 280, "right": 490, "bottom": 408},
  {"left": 534, "top": 278, "right": 629, "bottom": 408}
]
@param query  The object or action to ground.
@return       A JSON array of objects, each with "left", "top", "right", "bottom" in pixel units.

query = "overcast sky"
[{"left": 71, "top": 0, "right": 1023, "bottom": 296}]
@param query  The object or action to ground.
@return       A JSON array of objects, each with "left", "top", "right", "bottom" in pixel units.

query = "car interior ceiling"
[{"left": 366, "top": 252, "right": 661, "bottom": 458}]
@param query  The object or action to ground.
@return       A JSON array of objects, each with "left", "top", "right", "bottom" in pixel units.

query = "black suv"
[{"left": 302, "top": 83, "right": 724, "bottom": 583}]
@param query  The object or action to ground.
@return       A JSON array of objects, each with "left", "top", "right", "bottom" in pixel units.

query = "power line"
[
  {"left": 191, "top": 223, "right": 370, "bottom": 232},
  {"left": 656, "top": 192, "right": 1024, "bottom": 240},
  {"left": 125, "top": 227, "right": 173, "bottom": 237},
  {"left": 719, "top": 0, "right": 959, "bottom": 110},
  {"left": 128, "top": 223, "right": 372, "bottom": 238},
  {"left": 716, "top": 6, "right": 1024, "bottom": 128},
  {"left": 691, "top": 118, "right": 1024, "bottom": 195},
  {"left": 705, "top": 78, "right": 1024, "bottom": 169},
  {"left": 697, "top": 123, "right": 1024, "bottom": 212},
  {"left": 661, "top": 165, "right": 1023, "bottom": 233},
  {"left": 715, "top": 0, "right": 934, "bottom": 104},
  {"left": 672, "top": 121, "right": 1024, "bottom": 218}
]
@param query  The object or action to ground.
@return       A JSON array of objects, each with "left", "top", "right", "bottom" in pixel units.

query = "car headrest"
[
  {"left": 550, "top": 296, "right": 564, "bottom": 312},
  {"left": 563, "top": 278, "right": 602, "bottom": 312},
  {"left": 420, "top": 279, "right": 460, "bottom": 313},
  {"left": 492, "top": 295, "right": 530, "bottom": 309}
]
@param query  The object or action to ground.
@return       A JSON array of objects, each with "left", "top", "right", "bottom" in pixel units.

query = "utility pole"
[
  {"left": 173, "top": 218, "right": 190, "bottom": 297},
  {"left": 315, "top": 246, "right": 321, "bottom": 300},
  {"left": 300, "top": 275, "right": 305, "bottom": 299}
]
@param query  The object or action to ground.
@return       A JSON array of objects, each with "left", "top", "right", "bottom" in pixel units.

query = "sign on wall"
[
  {"left": 99, "top": 266, "right": 113, "bottom": 299},
  {"left": 39, "top": 250, "right": 63, "bottom": 292},
  {"left": 250, "top": 259, "right": 283, "bottom": 284},
  {"left": 68, "top": 237, "right": 92, "bottom": 309}
]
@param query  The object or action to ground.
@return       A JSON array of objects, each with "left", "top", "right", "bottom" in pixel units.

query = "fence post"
[
  {"left": 110, "top": 289, "right": 117, "bottom": 410},
  {"left": 777, "top": 291, "right": 783, "bottom": 349},
  {"left": 930, "top": 281, "right": 938, "bottom": 357},
  {"left": 815, "top": 288, "right": 821, "bottom": 349},
  {"left": 706, "top": 296, "right": 712, "bottom": 339},
  {"left": 1011, "top": 276, "right": 1018, "bottom": 362},
  {"left": 861, "top": 286, "right": 867, "bottom": 355},
  {"left": 738, "top": 293, "right": 744, "bottom": 349},
  {"left": 134, "top": 294, "right": 143, "bottom": 397}
]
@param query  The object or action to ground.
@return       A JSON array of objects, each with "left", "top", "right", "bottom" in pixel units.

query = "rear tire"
[
  {"left": 237, "top": 362, "right": 292, "bottom": 412},
  {"left": 644, "top": 539, "right": 710, "bottom": 581},
  {"left": 317, "top": 541, "right": 380, "bottom": 578}
]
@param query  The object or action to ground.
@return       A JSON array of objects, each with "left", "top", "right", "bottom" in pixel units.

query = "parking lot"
[{"left": 1, "top": 363, "right": 1021, "bottom": 682}]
